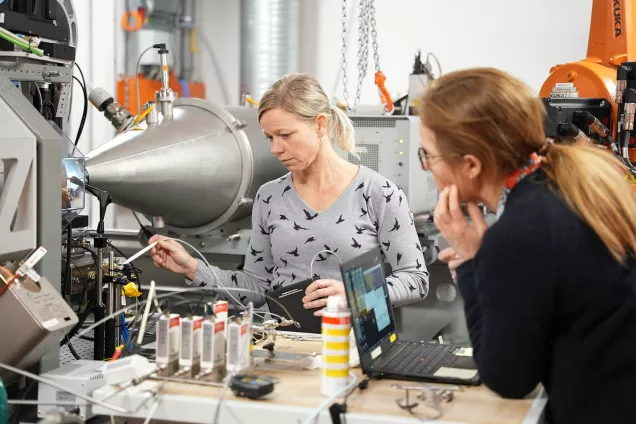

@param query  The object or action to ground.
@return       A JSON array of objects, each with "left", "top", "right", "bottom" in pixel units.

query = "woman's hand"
[
  {"left": 439, "top": 247, "right": 464, "bottom": 282},
  {"left": 149, "top": 235, "right": 198, "bottom": 280},
  {"left": 303, "top": 279, "right": 346, "bottom": 317},
  {"left": 434, "top": 185, "right": 488, "bottom": 263}
]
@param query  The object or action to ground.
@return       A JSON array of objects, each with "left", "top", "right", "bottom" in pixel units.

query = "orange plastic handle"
[
  {"left": 121, "top": 10, "right": 144, "bottom": 32},
  {"left": 375, "top": 71, "right": 394, "bottom": 114}
]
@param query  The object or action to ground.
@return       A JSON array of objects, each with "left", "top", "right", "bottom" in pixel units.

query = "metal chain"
[
  {"left": 369, "top": 0, "right": 380, "bottom": 72},
  {"left": 340, "top": 0, "right": 381, "bottom": 111},
  {"left": 341, "top": 0, "right": 350, "bottom": 108}
]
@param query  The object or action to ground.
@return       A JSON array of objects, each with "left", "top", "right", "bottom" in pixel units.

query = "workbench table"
[{"left": 92, "top": 339, "right": 547, "bottom": 424}]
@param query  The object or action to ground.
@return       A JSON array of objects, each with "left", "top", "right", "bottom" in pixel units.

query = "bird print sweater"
[{"left": 187, "top": 166, "right": 429, "bottom": 308}]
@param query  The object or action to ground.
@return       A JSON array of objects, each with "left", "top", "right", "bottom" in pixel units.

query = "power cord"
[
  {"left": 136, "top": 44, "right": 167, "bottom": 114},
  {"left": 330, "top": 377, "right": 372, "bottom": 424},
  {"left": 71, "top": 62, "right": 88, "bottom": 147}
]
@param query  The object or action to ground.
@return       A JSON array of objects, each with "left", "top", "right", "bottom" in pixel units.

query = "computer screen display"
[{"left": 343, "top": 262, "right": 395, "bottom": 355}]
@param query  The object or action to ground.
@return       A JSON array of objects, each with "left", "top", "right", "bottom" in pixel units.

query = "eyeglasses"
[{"left": 418, "top": 147, "right": 443, "bottom": 170}]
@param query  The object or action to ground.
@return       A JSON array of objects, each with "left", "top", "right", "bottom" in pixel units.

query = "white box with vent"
[{"left": 338, "top": 115, "right": 438, "bottom": 215}]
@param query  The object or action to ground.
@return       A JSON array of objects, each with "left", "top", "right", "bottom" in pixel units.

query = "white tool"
[{"left": 121, "top": 241, "right": 157, "bottom": 265}]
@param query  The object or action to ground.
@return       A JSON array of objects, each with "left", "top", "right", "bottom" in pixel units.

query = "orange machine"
[
  {"left": 540, "top": 0, "right": 635, "bottom": 140},
  {"left": 117, "top": 72, "right": 206, "bottom": 117}
]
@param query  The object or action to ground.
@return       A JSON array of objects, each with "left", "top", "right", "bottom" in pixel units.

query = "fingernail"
[{"left": 301, "top": 297, "right": 306, "bottom": 303}]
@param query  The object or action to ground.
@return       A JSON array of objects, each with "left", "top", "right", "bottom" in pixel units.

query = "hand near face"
[
  {"left": 302, "top": 279, "right": 346, "bottom": 317},
  {"left": 439, "top": 247, "right": 463, "bottom": 282},
  {"left": 434, "top": 185, "right": 488, "bottom": 265}
]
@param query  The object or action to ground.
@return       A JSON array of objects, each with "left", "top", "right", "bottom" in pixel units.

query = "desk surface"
[{"left": 93, "top": 339, "right": 546, "bottom": 424}]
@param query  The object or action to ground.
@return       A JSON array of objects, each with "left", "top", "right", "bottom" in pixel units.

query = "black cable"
[
  {"left": 68, "top": 341, "right": 81, "bottom": 360},
  {"left": 73, "top": 63, "right": 88, "bottom": 147},
  {"left": 105, "top": 239, "right": 142, "bottom": 291},
  {"left": 63, "top": 225, "right": 72, "bottom": 297}
]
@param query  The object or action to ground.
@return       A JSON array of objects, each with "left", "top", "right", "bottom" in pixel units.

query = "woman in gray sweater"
[{"left": 150, "top": 73, "right": 428, "bottom": 314}]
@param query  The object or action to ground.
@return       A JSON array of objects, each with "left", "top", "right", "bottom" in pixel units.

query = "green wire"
[
  {"left": 0, "top": 376, "right": 7, "bottom": 424},
  {"left": 0, "top": 30, "right": 44, "bottom": 57}
]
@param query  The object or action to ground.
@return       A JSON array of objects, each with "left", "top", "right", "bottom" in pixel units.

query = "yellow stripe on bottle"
[
  {"left": 323, "top": 328, "right": 350, "bottom": 337},
  {"left": 324, "top": 342, "right": 349, "bottom": 351},
  {"left": 324, "top": 355, "right": 349, "bottom": 364},
  {"left": 324, "top": 368, "right": 349, "bottom": 378}
]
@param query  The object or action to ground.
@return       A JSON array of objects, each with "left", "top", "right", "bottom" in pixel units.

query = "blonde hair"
[
  {"left": 257, "top": 73, "right": 360, "bottom": 155},
  {"left": 419, "top": 67, "right": 636, "bottom": 263}
]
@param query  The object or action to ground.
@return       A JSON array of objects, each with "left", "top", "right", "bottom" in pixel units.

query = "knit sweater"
[
  {"left": 188, "top": 166, "right": 429, "bottom": 308},
  {"left": 456, "top": 169, "right": 636, "bottom": 424}
]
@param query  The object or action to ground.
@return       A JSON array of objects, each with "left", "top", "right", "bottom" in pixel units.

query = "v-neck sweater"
[{"left": 188, "top": 166, "right": 429, "bottom": 308}]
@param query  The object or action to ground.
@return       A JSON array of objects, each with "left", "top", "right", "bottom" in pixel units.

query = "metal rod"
[
  {"left": 150, "top": 375, "right": 224, "bottom": 388},
  {"left": 8, "top": 400, "right": 90, "bottom": 406}
]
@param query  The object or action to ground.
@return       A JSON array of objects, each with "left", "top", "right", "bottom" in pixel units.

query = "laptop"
[
  {"left": 266, "top": 278, "right": 322, "bottom": 334},
  {"left": 340, "top": 249, "right": 481, "bottom": 386}
]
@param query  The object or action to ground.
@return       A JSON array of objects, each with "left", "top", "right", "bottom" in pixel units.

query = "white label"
[
  {"left": 42, "top": 318, "right": 59, "bottom": 329},
  {"left": 454, "top": 348, "right": 473, "bottom": 357},
  {"left": 371, "top": 345, "right": 382, "bottom": 360},
  {"left": 25, "top": 268, "right": 41, "bottom": 282},
  {"left": 433, "top": 367, "right": 478, "bottom": 379},
  {"left": 157, "top": 319, "right": 168, "bottom": 359},
  {"left": 23, "top": 246, "right": 47, "bottom": 270},
  {"left": 181, "top": 322, "right": 192, "bottom": 360},
  {"left": 554, "top": 82, "right": 574, "bottom": 89}
]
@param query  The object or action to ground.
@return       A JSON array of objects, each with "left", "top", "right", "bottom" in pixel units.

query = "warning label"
[{"left": 549, "top": 82, "right": 579, "bottom": 99}]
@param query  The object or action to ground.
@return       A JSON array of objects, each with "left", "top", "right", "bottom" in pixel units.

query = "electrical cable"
[
  {"left": 143, "top": 398, "right": 160, "bottom": 424},
  {"left": 301, "top": 371, "right": 359, "bottom": 424},
  {"left": 426, "top": 53, "right": 442, "bottom": 79},
  {"left": 309, "top": 249, "right": 343, "bottom": 281},
  {"left": 30, "top": 82, "right": 43, "bottom": 113},
  {"left": 0, "top": 362, "right": 129, "bottom": 414},
  {"left": 69, "top": 286, "right": 297, "bottom": 348},
  {"left": 135, "top": 44, "right": 166, "bottom": 114},
  {"left": 72, "top": 65, "right": 88, "bottom": 147}
]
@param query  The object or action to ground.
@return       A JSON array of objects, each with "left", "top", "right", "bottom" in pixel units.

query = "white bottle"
[{"left": 321, "top": 295, "right": 352, "bottom": 397}]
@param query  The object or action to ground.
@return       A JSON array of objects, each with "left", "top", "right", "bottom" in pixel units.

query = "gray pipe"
[
  {"left": 180, "top": 0, "right": 196, "bottom": 82},
  {"left": 240, "top": 0, "right": 300, "bottom": 101}
]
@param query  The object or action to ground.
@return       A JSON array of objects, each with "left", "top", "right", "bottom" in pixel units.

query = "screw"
[
  {"left": 200, "top": 242, "right": 205, "bottom": 247},
  {"left": 600, "top": 101, "right": 606, "bottom": 107}
]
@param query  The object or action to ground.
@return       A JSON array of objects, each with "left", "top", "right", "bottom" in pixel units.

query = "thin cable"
[
  {"left": 143, "top": 398, "right": 160, "bottom": 424},
  {"left": 136, "top": 46, "right": 155, "bottom": 114},
  {"left": 309, "top": 249, "right": 343, "bottom": 281},
  {"left": 162, "top": 237, "right": 294, "bottom": 322},
  {"left": 301, "top": 371, "right": 359, "bottom": 424},
  {"left": 72, "top": 70, "right": 88, "bottom": 147},
  {"left": 0, "top": 362, "right": 128, "bottom": 414},
  {"left": 70, "top": 287, "right": 297, "bottom": 345},
  {"left": 426, "top": 53, "right": 442, "bottom": 79},
  {"left": 30, "top": 82, "right": 43, "bottom": 113}
]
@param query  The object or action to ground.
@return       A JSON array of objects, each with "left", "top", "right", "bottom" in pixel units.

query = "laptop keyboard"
[{"left": 371, "top": 341, "right": 455, "bottom": 375}]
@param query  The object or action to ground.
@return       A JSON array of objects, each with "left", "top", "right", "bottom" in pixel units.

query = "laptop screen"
[{"left": 342, "top": 258, "right": 396, "bottom": 358}]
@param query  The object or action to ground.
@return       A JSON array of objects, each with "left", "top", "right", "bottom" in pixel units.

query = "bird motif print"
[
  {"left": 389, "top": 218, "right": 400, "bottom": 232},
  {"left": 324, "top": 244, "right": 338, "bottom": 253},
  {"left": 231, "top": 273, "right": 238, "bottom": 285},
  {"left": 287, "top": 247, "right": 299, "bottom": 257},
  {"left": 316, "top": 253, "right": 327, "bottom": 262},
  {"left": 399, "top": 195, "right": 403, "bottom": 207},
  {"left": 290, "top": 273, "right": 297, "bottom": 283},
  {"left": 239, "top": 294, "right": 247, "bottom": 303},
  {"left": 263, "top": 195, "right": 272, "bottom": 204},
  {"left": 267, "top": 210, "right": 271, "bottom": 218},
  {"left": 355, "top": 225, "right": 365, "bottom": 235},
  {"left": 373, "top": 220, "right": 379, "bottom": 231},
  {"left": 266, "top": 278, "right": 273, "bottom": 286},
  {"left": 313, "top": 273, "right": 320, "bottom": 280},
  {"left": 278, "top": 175, "right": 287, "bottom": 183},
  {"left": 416, "top": 259, "right": 422, "bottom": 269},
  {"left": 305, "top": 237, "right": 316, "bottom": 244},
  {"left": 259, "top": 225, "right": 270, "bottom": 235},
  {"left": 408, "top": 284, "right": 416, "bottom": 292},
  {"left": 384, "top": 190, "right": 394, "bottom": 203},
  {"left": 293, "top": 221, "right": 309, "bottom": 231},
  {"left": 415, "top": 242, "right": 422, "bottom": 252},
  {"left": 351, "top": 238, "right": 362, "bottom": 249},
  {"left": 280, "top": 214, "right": 289, "bottom": 221},
  {"left": 265, "top": 265, "right": 274, "bottom": 274},
  {"left": 303, "top": 209, "right": 318, "bottom": 220},
  {"left": 255, "top": 256, "right": 264, "bottom": 263},
  {"left": 355, "top": 182, "right": 364, "bottom": 191},
  {"left": 383, "top": 181, "right": 391, "bottom": 189},
  {"left": 360, "top": 207, "right": 368, "bottom": 217},
  {"left": 282, "top": 185, "right": 291, "bottom": 196},
  {"left": 280, "top": 258, "right": 288, "bottom": 267},
  {"left": 382, "top": 241, "right": 391, "bottom": 251},
  {"left": 397, "top": 253, "right": 402, "bottom": 265},
  {"left": 268, "top": 225, "right": 277, "bottom": 233},
  {"left": 250, "top": 246, "right": 263, "bottom": 256},
  {"left": 336, "top": 215, "right": 345, "bottom": 224},
  {"left": 362, "top": 193, "right": 370, "bottom": 203}
]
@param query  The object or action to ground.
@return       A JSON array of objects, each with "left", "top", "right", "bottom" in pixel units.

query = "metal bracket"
[{"left": 0, "top": 60, "right": 72, "bottom": 84}]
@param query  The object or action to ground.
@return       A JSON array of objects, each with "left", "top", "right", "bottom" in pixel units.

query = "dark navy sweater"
[{"left": 456, "top": 169, "right": 636, "bottom": 424}]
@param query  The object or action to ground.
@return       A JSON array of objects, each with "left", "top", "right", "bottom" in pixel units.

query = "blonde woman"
[
  {"left": 150, "top": 73, "right": 428, "bottom": 314},
  {"left": 418, "top": 68, "right": 636, "bottom": 424}
]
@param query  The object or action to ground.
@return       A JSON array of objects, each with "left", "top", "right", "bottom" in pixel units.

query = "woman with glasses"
[
  {"left": 150, "top": 73, "right": 428, "bottom": 314},
  {"left": 417, "top": 67, "right": 636, "bottom": 423}
]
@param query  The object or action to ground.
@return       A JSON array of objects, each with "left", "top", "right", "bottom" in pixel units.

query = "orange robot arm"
[{"left": 540, "top": 0, "right": 636, "bottom": 136}]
